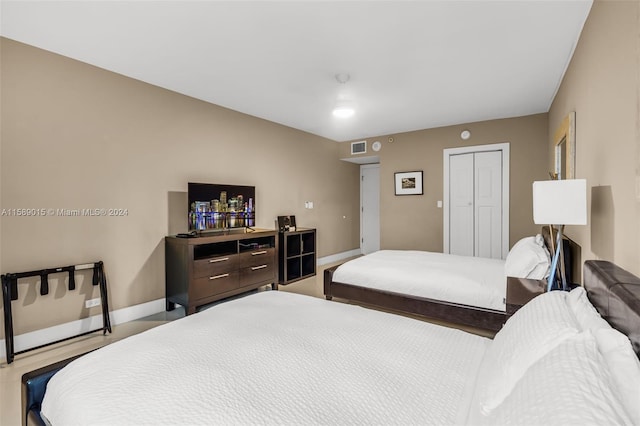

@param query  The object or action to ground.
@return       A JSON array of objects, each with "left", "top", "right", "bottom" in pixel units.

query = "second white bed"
[{"left": 332, "top": 250, "right": 507, "bottom": 311}]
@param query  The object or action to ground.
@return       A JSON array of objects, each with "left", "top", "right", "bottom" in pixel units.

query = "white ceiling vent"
[{"left": 351, "top": 140, "right": 367, "bottom": 155}]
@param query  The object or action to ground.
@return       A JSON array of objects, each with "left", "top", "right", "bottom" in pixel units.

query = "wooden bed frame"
[
  {"left": 21, "top": 260, "right": 640, "bottom": 425},
  {"left": 324, "top": 227, "right": 577, "bottom": 332},
  {"left": 324, "top": 266, "right": 513, "bottom": 331}
]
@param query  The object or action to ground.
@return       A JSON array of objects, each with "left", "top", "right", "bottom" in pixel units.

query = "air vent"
[{"left": 351, "top": 140, "right": 367, "bottom": 155}]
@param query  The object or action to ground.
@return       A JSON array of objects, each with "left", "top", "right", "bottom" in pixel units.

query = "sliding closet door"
[
  {"left": 449, "top": 153, "right": 475, "bottom": 256},
  {"left": 447, "top": 149, "right": 504, "bottom": 259},
  {"left": 474, "top": 151, "right": 503, "bottom": 258}
]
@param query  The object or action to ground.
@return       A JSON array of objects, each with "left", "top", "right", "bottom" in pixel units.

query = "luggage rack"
[{"left": 1, "top": 261, "right": 111, "bottom": 364}]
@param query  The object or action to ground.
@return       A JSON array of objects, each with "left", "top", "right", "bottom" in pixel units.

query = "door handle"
[
  {"left": 251, "top": 265, "right": 268, "bottom": 271},
  {"left": 251, "top": 251, "right": 267, "bottom": 256},
  {"left": 209, "top": 257, "right": 229, "bottom": 263}
]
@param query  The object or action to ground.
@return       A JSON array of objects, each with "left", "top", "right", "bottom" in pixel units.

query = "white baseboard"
[
  {"left": 317, "top": 248, "right": 361, "bottom": 266},
  {"left": 0, "top": 298, "right": 166, "bottom": 360},
  {"left": 1, "top": 249, "right": 361, "bottom": 361}
]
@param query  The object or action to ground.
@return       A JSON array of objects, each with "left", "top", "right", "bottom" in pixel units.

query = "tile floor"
[{"left": 0, "top": 258, "right": 492, "bottom": 426}]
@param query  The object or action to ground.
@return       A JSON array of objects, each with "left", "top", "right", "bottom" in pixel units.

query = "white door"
[
  {"left": 474, "top": 151, "right": 503, "bottom": 258},
  {"left": 361, "top": 164, "right": 380, "bottom": 254},
  {"left": 449, "top": 153, "right": 475, "bottom": 256},
  {"left": 444, "top": 143, "right": 509, "bottom": 259}
]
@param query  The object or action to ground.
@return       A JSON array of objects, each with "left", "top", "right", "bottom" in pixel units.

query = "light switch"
[{"left": 437, "top": 200, "right": 443, "bottom": 208}]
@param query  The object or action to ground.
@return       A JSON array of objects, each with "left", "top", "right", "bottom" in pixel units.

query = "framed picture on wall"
[{"left": 394, "top": 171, "right": 423, "bottom": 195}]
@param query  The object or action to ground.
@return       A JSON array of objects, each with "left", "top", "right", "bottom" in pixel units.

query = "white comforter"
[
  {"left": 41, "top": 291, "right": 489, "bottom": 425},
  {"left": 332, "top": 250, "right": 507, "bottom": 311}
]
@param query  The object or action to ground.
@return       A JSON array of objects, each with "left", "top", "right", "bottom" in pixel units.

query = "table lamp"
[{"left": 533, "top": 179, "right": 587, "bottom": 291}]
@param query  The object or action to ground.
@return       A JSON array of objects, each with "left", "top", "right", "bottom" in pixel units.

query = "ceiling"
[{"left": 1, "top": 1, "right": 593, "bottom": 142}]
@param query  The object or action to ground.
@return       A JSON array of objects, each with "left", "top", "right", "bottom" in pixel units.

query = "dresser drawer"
[
  {"left": 192, "top": 271, "right": 240, "bottom": 300},
  {"left": 239, "top": 248, "right": 275, "bottom": 267},
  {"left": 193, "top": 255, "right": 238, "bottom": 278},
  {"left": 239, "top": 260, "right": 275, "bottom": 286}
]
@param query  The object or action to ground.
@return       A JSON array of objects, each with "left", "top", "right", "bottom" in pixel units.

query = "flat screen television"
[{"left": 188, "top": 182, "right": 255, "bottom": 232}]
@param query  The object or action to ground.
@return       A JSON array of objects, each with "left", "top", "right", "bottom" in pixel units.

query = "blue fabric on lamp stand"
[{"left": 547, "top": 225, "right": 566, "bottom": 291}]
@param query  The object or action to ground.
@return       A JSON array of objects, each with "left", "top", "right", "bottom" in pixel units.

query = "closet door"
[
  {"left": 449, "top": 153, "right": 475, "bottom": 256},
  {"left": 448, "top": 150, "right": 503, "bottom": 259},
  {"left": 474, "top": 151, "right": 503, "bottom": 258}
]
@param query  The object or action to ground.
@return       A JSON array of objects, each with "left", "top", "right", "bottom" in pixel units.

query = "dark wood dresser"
[{"left": 165, "top": 229, "right": 278, "bottom": 314}]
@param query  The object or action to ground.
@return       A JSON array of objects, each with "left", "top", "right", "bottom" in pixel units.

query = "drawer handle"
[
  {"left": 251, "top": 265, "right": 268, "bottom": 271},
  {"left": 251, "top": 250, "right": 268, "bottom": 256},
  {"left": 209, "top": 273, "right": 230, "bottom": 280},
  {"left": 209, "top": 257, "right": 229, "bottom": 263}
]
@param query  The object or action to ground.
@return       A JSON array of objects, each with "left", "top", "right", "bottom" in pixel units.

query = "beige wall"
[
  {"left": 0, "top": 38, "right": 360, "bottom": 337},
  {"left": 5, "top": 0, "right": 638, "bottom": 340},
  {"left": 548, "top": 0, "right": 640, "bottom": 277},
  {"left": 339, "top": 114, "right": 549, "bottom": 252}
]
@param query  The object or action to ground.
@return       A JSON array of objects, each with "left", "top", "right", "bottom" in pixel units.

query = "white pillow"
[
  {"left": 473, "top": 289, "right": 579, "bottom": 415},
  {"left": 595, "top": 327, "right": 640, "bottom": 425},
  {"left": 566, "top": 286, "right": 611, "bottom": 332},
  {"left": 504, "top": 235, "right": 551, "bottom": 279},
  {"left": 485, "top": 332, "right": 633, "bottom": 425}
]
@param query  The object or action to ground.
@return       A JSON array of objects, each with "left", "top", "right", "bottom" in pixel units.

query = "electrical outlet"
[{"left": 85, "top": 298, "right": 101, "bottom": 308}]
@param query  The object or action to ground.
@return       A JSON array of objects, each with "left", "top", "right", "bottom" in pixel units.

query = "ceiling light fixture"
[
  {"left": 332, "top": 73, "right": 355, "bottom": 118},
  {"left": 333, "top": 100, "right": 355, "bottom": 118}
]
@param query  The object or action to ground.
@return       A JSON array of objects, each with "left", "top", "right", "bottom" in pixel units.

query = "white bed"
[
  {"left": 41, "top": 290, "right": 488, "bottom": 425},
  {"left": 332, "top": 250, "right": 508, "bottom": 311},
  {"left": 325, "top": 234, "right": 555, "bottom": 332},
  {"left": 39, "top": 263, "right": 640, "bottom": 426}
]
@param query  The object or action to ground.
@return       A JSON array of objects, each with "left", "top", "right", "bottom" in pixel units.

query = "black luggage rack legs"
[{"left": 1, "top": 261, "right": 111, "bottom": 364}]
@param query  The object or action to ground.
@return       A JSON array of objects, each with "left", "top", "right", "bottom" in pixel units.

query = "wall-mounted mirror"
[{"left": 554, "top": 111, "right": 576, "bottom": 179}]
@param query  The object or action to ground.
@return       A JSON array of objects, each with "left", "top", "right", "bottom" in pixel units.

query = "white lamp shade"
[{"left": 532, "top": 179, "right": 587, "bottom": 225}]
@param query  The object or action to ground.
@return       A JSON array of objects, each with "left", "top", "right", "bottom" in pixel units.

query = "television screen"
[{"left": 188, "top": 182, "right": 255, "bottom": 232}]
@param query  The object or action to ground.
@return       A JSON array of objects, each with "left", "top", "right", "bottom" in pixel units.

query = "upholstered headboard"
[{"left": 584, "top": 260, "right": 640, "bottom": 356}]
